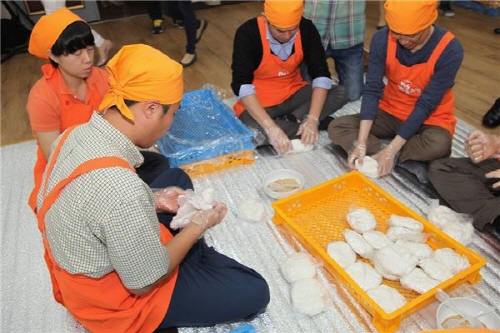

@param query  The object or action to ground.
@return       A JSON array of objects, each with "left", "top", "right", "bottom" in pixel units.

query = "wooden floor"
[{"left": 1, "top": 1, "right": 499, "bottom": 146}]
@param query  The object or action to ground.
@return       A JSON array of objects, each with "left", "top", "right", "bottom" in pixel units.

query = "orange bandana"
[
  {"left": 99, "top": 44, "right": 183, "bottom": 121},
  {"left": 28, "top": 7, "right": 83, "bottom": 60},
  {"left": 264, "top": 0, "right": 303, "bottom": 29},
  {"left": 385, "top": 0, "right": 438, "bottom": 35}
]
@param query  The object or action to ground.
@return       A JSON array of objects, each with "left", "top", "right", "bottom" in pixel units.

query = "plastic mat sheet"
[{"left": 2, "top": 101, "right": 499, "bottom": 333}]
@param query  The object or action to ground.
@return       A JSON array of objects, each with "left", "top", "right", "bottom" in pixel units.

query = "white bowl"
[
  {"left": 262, "top": 169, "right": 305, "bottom": 199},
  {"left": 436, "top": 297, "right": 500, "bottom": 329}
]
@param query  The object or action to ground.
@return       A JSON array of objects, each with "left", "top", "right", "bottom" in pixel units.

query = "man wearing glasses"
[
  {"left": 231, "top": 0, "right": 348, "bottom": 154},
  {"left": 329, "top": 0, "right": 463, "bottom": 183}
]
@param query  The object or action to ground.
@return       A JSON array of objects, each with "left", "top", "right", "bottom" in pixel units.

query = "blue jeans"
[{"left": 326, "top": 43, "right": 364, "bottom": 101}]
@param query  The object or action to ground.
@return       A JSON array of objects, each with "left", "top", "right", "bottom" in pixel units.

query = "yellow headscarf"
[
  {"left": 385, "top": 0, "right": 438, "bottom": 35},
  {"left": 264, "top": 0, "right": 304, "bottom": 29},
  {"left": 98, "top": 44, "right": 183, "bottom": 121},
  {"left": 28, "top": 7, "right": 83, "bottom": 60}
]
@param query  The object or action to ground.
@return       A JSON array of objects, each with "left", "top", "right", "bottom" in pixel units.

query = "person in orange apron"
[
  {"left": 37, "top": 44, "right": 270, "bottom": 333},
  {"left": 429, "top": 130, "right": 500, "bottom": 238},
  {"left": 328, "top": 0, "right": 463, "bottom": 182},
  {"left": 231, "top": 0, "right": 348, "bottom": 154},
  {"left": 26, "top": 8, "right": 169, "bottom": 213}
]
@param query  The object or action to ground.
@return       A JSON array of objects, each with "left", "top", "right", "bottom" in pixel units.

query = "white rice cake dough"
[
  {"left": 290, "top": 139, "right": 314, "bottom": 154},
  {"left": 355, "top": 156, "right": 379, "bottom": 179},
  {"left": 326, "top": 241, "right": 356, "bottom": 269},
  {"left": 427, "top": 204, "right": 457, "bottom": 229},
  {"left": 372, "top": 244, "right": 419, "bottom": 280},
  {"left": 388, "top": 214, "right": 424, "bottom": 232},
  {"left": 442, "top": 222, "right": 474, "bottom": 246},
  {"left": 432, "top": 248, "right": 470, "bottom": 274},
  {"left": 280, "top": 252, "right": 318, "bottom": 284},
  {"left": 363, "top": 230, "right": 392, "bottom": 250},
  {"left": 386, "top": 226, "right": 428, "bottom": 243},
  {"left": 238, "top": 199, "right": 267, "bottom": 222},
  {"left": 345, "top": 261, "right": 382, "bottom": 292},
  {"left": 367, "top": 284, "right": 407, "bottom": 314},
  {"left": 400, "top": 268, "right": 440, "bottom": 294},
  {"left": 291, "top": 278, "right": 328, "bottom": 316},
  {"left": 346, "top": 208, "right": 377, "bottom": 234},
  {"left": 419, "top": 257, "right": 454, "bottom": 282},
  {"left": 395, "top": 240, "right": 433, "bottom": 260},
  {"left": 344, "top": 229, "right": 375, "bottom": 259}
]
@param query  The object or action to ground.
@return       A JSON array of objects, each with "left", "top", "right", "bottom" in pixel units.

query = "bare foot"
[{"left": 96, "top": 39, "right": 113, "bottom": 67}]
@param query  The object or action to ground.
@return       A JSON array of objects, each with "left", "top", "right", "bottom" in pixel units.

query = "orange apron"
[
  {"left": 379, "top": 31, "right": 456, "bottom": 135},
  {"left": 29, "top": 65, "right": 105, "bottom": 213},
  {"left": 233, "top": 16, "right": 308, "bottom": 117},
  {"left": 38, "top": 127, "right": 177, "bottom": 333}
]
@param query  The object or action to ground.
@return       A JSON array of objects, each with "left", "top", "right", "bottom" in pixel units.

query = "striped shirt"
[
  {"left": 303, "top": 0, "right": 366, "bottom": 50},
  {"left": 38, "top": 112, "right": 169, "bottom": 290}
]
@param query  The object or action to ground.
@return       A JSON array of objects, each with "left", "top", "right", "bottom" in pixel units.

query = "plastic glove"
[
  {"left": 153, "top": 187, "right": 188, "bottom": 213},
  {"left": 466, "top": 130, "right": 499, "bottom": 163},
  {"left": 486, "top": 169, "right": 500, "bottom": 189},
  {"left": 189, "top": 202, "right": 227, "bottom": 232},
  {"left": 297, "top": 115, "right": 319, "bottom": 146},
  {"left": 372, "top": 144, "right": 397, "bottom": 177},
  {"left": 347, "top": 141, "right": 367, "bottom": 169},
  {"left": 262, "top": 119, "right": 292, "bottom": 154}
]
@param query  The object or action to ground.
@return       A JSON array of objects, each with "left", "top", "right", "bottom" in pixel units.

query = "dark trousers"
[
  {"left": 429, "top": 157, "right": 500, "bottom": 230},
  {"left": 239, "top": 84, "right": 347, "bottom": 145},
  {"left": 150, "top": 169, "right": 270, "bottom": 328},
  {"left": 137, "top": 150, "right": 170, "bottom": 185}
]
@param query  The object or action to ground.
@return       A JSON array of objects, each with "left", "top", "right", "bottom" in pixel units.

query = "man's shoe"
[
  {"left": 151, "top": 19, "right": 164, "bottom": 34},
  {"left": 482, "top": 97, "right": 500, "bottom": 128},
  {"left": 195, "top": 20, "right": 208, "bottom": 43},
  {"left": 483, "top": 216, "right": 500, "bottom": 243},
  {"left": 173, "top": 19, "right": 184, "bottom": 29},
  {"left": 180, "top": 53, "right": 197, "bottom": 67},
  {"left": 494, "top": 28, "right": 500, "bottom": 34},
  {"left": 438, "top": 3, "right": 455, "bottom": 17}
]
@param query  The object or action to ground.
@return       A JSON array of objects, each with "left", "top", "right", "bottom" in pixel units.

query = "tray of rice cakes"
[{"left": 271, "top": 171, "right": 487, "bottom": 333}]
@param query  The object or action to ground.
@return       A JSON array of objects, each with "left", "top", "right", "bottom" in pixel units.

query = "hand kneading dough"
[
  {"left": 400, "top": 268, "right": 440, "bottom": 294},
  {"left": 238, "top": 199, "right": 267, "bottom": 222},
  {"left": 280, "top": 252, "right": 317, "bottom": 283},
  {"left": 386, "top": 226, "right": 428, "bottom": 243},
  {"left": 372, "top": 244, "right": 419, "bottom": 280},
  {"left": 363, "top": 230, "right": 392, "bottom": 250},
  {"left": 432, "top": 248, "right": 470, "bottom": 274},
  {"left": 419, "top": 257, "right": 453, "bottom": 282},
  {"left": 346, "top": 208, "right": 377, "bottom": 233},
  {"left": 345, "top": 261, "right": 382, "bottom": 291},
  {"left": 326, "top": 241, "right": 356, "bottom": 268},
  {"left": 395, "top": 240, "right": 433, "bottom": 260},
  {"left": 355, "top": 156, "right": 379, "bottom": 179},
  {"left": 344, "top": 229, "right": 374, "bottom": 259},
  {"left": 291, "top": 278, "right": 328, "bottom": 316},
  {"left": 388, "top": 215, "right": 424, "bottom": 232},
  {"left": 367, "top": 285, "right": 407, "bottom": 314}
]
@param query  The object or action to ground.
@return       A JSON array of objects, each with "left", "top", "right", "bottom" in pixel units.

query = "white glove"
[
  {"left": 297, "top": 115, "right": 319, "bottom": 146},
  {"left": 348, "top": 141, "right": 367, "bottom": 169},
  {"left": 372, "top": 144, "right": 398, "bottom": 177},
  {"left": 262, "top": 119, "right": 292, "bottom": 154},
  {"left": 190, "top": 202, "right": 227, "bottom": 232}
]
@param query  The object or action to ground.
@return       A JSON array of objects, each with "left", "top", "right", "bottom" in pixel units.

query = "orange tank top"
[
  {"left": 233, "top": 17, "right": 308, "bottom": 117},
  {"left": 37, "top": 127, "right": 177, "bottom": 333},
  {"left": 29, "top": 65, "right": 106, "bottom": 213},
  {"left": 379, "top": 31, "right": 456, "bottom": 135}
]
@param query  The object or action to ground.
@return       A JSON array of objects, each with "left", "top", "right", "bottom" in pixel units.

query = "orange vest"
[
  {"left": 29, "top": 65, "right": 106, "bottom": 213},
  {"left": 233, "top": 16, "right": 308, "bottom": 117},
  {"left": 38, "top": 127, "right": 177, "bottom": 333},
  {"left": 379, "top": 31, "right": 456, "bottom": 135}
]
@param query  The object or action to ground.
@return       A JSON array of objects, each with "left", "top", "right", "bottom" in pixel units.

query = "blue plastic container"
[{"left": 156, "top": 89, "right": 255, "bottom": 168}]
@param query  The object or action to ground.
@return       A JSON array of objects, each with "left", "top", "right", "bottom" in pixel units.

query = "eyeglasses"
[{"left": 390, "top": 29, "right": 425, "bottom": 42}]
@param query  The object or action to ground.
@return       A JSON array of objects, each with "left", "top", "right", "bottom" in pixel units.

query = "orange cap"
[
  {"left": 264, "top": 0, "right": 304, "bottom": 29},
  {"left": 385, "top": 0, "right": 438, "bottom": 35},
  {"left": 28, "top": 7, "right": 83, "bottom": 60},
  {"left": 98, "top": 44, "right": 183, "bottom": 121}
]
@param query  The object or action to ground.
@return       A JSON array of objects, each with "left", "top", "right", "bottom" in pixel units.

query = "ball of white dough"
[
  {"left": 345, "top": 261, "right": 382, "bottom": 292},
  {"left": 347, "top": 208, "right": 377, "bottom": 234},
  {"left": 344, "top": 229, "right": 374, "bottom": 259},
  {"left": 388, "top": 214, "right": 424, "bottom": 232},
  {"left": 326, "top": 241, "right": 356, "bottom": 268},
  {"left": 291, "top": 278, "right": 328, "bottom": 316},
  {"left": 432, "top": 248, "right": 470, "bottom": 274},
  {"left": 355, "top": 156, "right": 380, "bottom": 179},
  {"left": 363, "top": 230, "right": 392, "bottom": 250},
  {"left": 367, "top": 284, "right": 407, "bottom": 314},
  {"left": 238, "top": 199, "right": 267, "bottom": 222},
  {"left": 280, "top": 252, "right": 317, "bottom": 283}
]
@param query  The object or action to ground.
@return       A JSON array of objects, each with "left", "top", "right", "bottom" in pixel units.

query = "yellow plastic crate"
[
  {"left": 180, "top": 150, "right": 254, "bottom": 178},
  {"left": 271, "top": 171, "right": 487, "bottom": 333}
]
